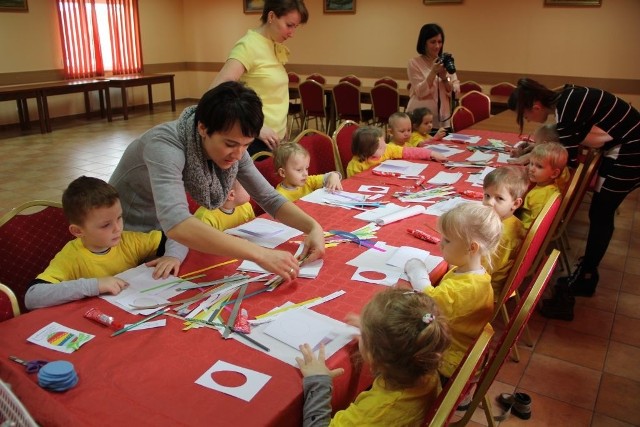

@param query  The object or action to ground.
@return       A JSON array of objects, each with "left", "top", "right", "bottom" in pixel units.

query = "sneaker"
[{"left": 497, "top": 392, "right": 532, "bottom": 420}]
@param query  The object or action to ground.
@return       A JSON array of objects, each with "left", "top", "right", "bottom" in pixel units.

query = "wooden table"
[
  {"left": 107, "top": 74, "right": 176, "bottom": 120},
  {"left": 0, "top": 84, "right": 46, "bottom": 133},
  {"left": 0, "top": 130, "right": 524, "bottom": 426},
  {"left": 39, "top": 79, "right": 112, "bottom": 132},
  {"left": 469, "top": 109, "right": 546, "bottom": 136}
]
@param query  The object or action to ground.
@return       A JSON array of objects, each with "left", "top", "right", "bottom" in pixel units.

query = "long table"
[
  {"left": 107, "top": 74, "right": 176, "bottom": 120},
  {"left": 0, "top": 129, "right": 526, "bottom": 426}
]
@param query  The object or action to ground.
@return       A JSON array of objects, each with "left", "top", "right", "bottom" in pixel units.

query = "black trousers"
[{"left": 584, "top": 189, "right": 629, "bottom": 268}]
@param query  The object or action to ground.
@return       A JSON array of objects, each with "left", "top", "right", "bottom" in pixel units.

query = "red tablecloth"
[{"left": 0, "top": 130, "right": 522, "bottom": 426}]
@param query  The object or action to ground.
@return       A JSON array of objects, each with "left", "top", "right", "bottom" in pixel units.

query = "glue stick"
[
  {"left": 407, "top": 228, "right": 441, "bottom": 244},
  {"left": 84, "top": 308, "right": 123, "bottom": 329}
]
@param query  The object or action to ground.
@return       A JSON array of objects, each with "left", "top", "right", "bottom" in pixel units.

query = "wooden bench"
[
  {"left": 0, "top": 83, "right": 46, "bottom": 133},
  {"left": 107, "top": 73, "right": 175, "bottom": 120}
]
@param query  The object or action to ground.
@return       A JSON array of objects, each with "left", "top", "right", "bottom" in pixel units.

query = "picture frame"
[
  {"left": 324, "top": 0, "right": 356, "bottom": 14},
  {"left": 544, "top": 0, "right": 601, "bottom": 5},
  {"left": 0, "top": 0, "right": 28, "bottom": 12},
  {"left": 423, "top": 0, "right": 463, "bottom": 4},
  {"left": 243, "top": 0, "right": 264, "bottom": 14}
]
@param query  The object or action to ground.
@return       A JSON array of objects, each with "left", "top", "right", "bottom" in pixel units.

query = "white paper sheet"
[
  {"left": 358, "top": 184, "right": 390, "bottom": 194},
  {"left": 496, "top": 153, "right": 511, "bottom": 164},
  {"left": 263, "top": 308, "right": 334, "bottom": 350},
  {"left": 373, "top": 160, "right": 428, "bottom": 177},
  {"left": 195, "top": 360, "right": 271, "bottom": 402},
  {"left": 466, "top": 166, "right": 496, "bottom": 185},
  {"left": 428, "top": 171, "right": 463, "bottom": 185},
  {"left": 124, "top": 319, "right": 166, "bottom": 331},
  {"left": 237, "top": 258, "right": 323, "bottom": 278},
  {"left": 354, "top": 203, "right": 404, "bottom": 222},
  {"left": 426, "top": 144, "right": 466, "bottom": 157},
  {"left": 300, "top": 188, "right": 367, "bottom": 208},
  {"left": 225, "top": 218, "right": 302, "bottom": 248},
  {"left": 424, "top": 197, "right": 478, "bottom": 216},
  {"left": 351, "top": 266, "right": 403, "bottom": 286},
  {"left": 27, "top": 322, "right": 94, "bottom": 354},
  {"left": 443, "top": 133, "right": 482, "bottom": 144},
  {"left": 466, "top": 151, "right": 495, "bottom": 162},
  {"left": 386, "top": 246, "right": 431, "bottom": 269}
]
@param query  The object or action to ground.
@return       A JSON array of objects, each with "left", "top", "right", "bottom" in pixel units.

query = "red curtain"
[
  {"left": 56, "top": 0, "right": 104, "bottom": 79},
  {"left": 107, "top": 0, "right": 143, "bottom": 75}
]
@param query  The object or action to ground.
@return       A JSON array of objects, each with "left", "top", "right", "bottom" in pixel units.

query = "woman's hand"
[
  {"left": 300, "top": 224, "right": 326, "bottom": 263},
  {"left": 296, "top": 343, "right": 345, "bottom": 379},
  {"left": 259, "top": 126, "right": 280, "bottom": 151},
  {"left": 254, "top": 247, "right": 300, "bottom": 282}
]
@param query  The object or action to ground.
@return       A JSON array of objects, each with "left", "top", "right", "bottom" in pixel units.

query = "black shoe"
[
  {"left": 540, "top": 285, "right": 575, "bottom": 321},
  {"left": 568, "top": 269, "right": 599, "bottom": 297},
  {"left": 497, "top": 392, "right": 532, "bottom": 420}
]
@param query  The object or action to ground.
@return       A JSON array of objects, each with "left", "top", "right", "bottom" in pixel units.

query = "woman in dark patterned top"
[{"left": 509, "top": 78, "right": 640, "bottom": 320}]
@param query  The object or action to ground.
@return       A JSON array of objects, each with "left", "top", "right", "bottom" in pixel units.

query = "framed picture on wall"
[
  {"left": 324, "top": 0, "right": 356, "bottom": 14},
  {"left": 243, "top": 0, "right": 264, "bottom": 14},
  {"left": 0, "top": 0, "right": 28, "bottom": 12},
  {"left": 544, "top": 0, "right": 601, "bottom": 5}
]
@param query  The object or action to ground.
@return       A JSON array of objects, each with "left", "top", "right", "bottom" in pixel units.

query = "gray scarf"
[{"left": 177, "top": 106, "right": 238, "bottom": 209}]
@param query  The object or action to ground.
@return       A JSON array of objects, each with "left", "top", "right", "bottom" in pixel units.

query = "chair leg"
[
  {"left": 500, "top": 305, "right": 521, "bottom": 362},
  {"left": 483, "top": 395, "right": 497, "bottom": 427}
]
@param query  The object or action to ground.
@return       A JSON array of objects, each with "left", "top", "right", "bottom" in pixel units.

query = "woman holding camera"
[{"left": 407, "top": 23, "right": 460, "bottom": 129}]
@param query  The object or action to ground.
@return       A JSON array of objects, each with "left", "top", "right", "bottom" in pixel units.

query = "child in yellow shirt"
[
  {"left": 404, "top": 202, "right": 502, "bottom": 380},
  {"left": 387, "top": 112, "right": 413, "bottom": 147},
  {"left": 482, "top": 166, "right": 530, "bottom": 298},
  {"left": 408, "top": 107, "right": 446, "bottom": 147},
  {"left": 346, "top": 126, "right": 445, "bottom": 177},
  {"left": 273, "top": 142, "right": 342, "bottom": 201},
  {"left": 297, "top": 288, "right": 450, "bottom": 426},
  {"left": 518, "top": 142, "right": 568, "bottom": 230},
  {"left": 193, "top": 180, "right": 255, "bottom": 231}
]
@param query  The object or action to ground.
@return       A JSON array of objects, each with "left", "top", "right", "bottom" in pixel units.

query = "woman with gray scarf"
[{"left": 109, "top": 82, "right": 324, "bottom": 280}]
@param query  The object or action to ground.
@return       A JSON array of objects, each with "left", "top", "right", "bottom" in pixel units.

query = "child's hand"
[
  {"left": 98, "top": 277, "right": 128, "bottom": 295},
  {"left": 417, "top": 139, "right": 429, "bottom": 148},
  {"left": 146, "top": 256, "right": 181, "bottom": 279},
  {"left": 344, "top": 313, "right": 361, "bottom": 329},
  {"left": 429, "top": 151, "right": 446, "bottom": 162},
  {"left": 511, "top": 141, "right": 534, "bottom": 158},
  {"left": 432, "top": 128, "right": 447, "bottom": 141},
  {"left": 324, "top": 172, "right": 343, "bottom": 191},
  {"left": 296, "top": 343, "right": 345, "bottom": 379},
  {"left": 507, "top": 153, "right": 531, "bottom": 165}
]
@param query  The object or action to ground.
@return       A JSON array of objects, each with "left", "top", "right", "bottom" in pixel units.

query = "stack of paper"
[{"left": 226, "top": 218, "right": 302, "bottom": 248}]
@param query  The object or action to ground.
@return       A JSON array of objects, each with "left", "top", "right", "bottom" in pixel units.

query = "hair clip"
[{"left": 422, "top": 313, "right": 435, "bottom": 325}]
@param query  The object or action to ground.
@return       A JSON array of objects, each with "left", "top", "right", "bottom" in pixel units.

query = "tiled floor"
[{"left": 1, "top": 103, "right": 639, "bottom": 426}]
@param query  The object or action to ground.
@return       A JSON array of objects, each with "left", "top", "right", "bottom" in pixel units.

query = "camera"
[{"left": 437, "top": 52, "right": 456, "bottom": 75}]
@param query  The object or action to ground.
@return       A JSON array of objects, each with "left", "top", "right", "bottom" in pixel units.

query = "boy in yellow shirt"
[
  {"left": 517, "top": 142, "right": 568, "bottom": 230},
  {"left": 25, "top": 176, "right": 186, "bottom": 309},
  {"left": 273, "top": 142, "right": 342, "bottom": 201},
  {"left": 194, "top": 180, "right": 255, "bottom": 231},
  {"left": 482, "top": 166, "right": 530, "bottom": 298},
  {"left": 387, "top": 112, "right": 413, "bottom": 147}
]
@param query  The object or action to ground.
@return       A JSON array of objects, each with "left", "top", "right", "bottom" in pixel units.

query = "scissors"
[{"left": 9, "top": 356, "right": 48, "bottom": 374}]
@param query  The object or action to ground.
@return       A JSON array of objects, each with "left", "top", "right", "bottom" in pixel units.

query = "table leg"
[
  {"left": 104, "top": 88, "right": 112, "bottom": 122},
  {"left": 99, "top": 89, "right": 105, "bottom": 119},
  {"left": 121, "top": 87, "right": 129, "bottom": 120},
  {"left": 42, "top": 94, "right": 52, "bottom": 133},
  {"left": 147, "top": 84, "right": 153, "bottom": 112},
  {"left": 169, "top": 77, "right": 176, "bottom": 112},
  {"left": 83, "top": 91, "right": 91, "bottom": 120},
  {"left": 16, "top": 99, "right": 29, "bottom": 130},
  {"left": 35, "top": 94, "right": 46, "bottom": 134}
]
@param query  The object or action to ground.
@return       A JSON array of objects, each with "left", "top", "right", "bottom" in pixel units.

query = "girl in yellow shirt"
[
  {"left": 408, "top": 107, "right": 446, "bottom": 147},
  {"left": 297, "top": 288, "right": 450, "bottom": 426}
]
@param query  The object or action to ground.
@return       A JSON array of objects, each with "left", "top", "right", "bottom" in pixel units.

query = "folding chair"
[
  {"left": 0, "top": 283, "right": 19, "bottom": 322},
  {"left": 292, "top": 129, "right": 339, "bottom": 176},
  {"left": 332, "top": 81, "right": 373, "bottom": 126},
  {"left": 451, "top": 250, "right": 560, "bottom": 427},
  {"left": 459, "top": 90, "right": 491, "bottom": 122},
  {"left": 424, "top": 324, "right": 494, "bottom": 426},
  {"left": 370, "top": 83, "right": 400, "bottom": 130},
  {"left": 331, "top": 120, "right": 360, "bottom": 176},
  {"left": 459, "top": 81, "right": 483, "bottom": 94},
  {"left": 493, "top": 193, "right": 561, "bottom": 362},
  {"left": 451, "top": 106, "right": 475, "bottom": 132},
  {"left": 299, "top": 79, "right": 328, "bottom": 132},
  {"left": 0, "top": 200, "right": 73, "bottom": 314}
]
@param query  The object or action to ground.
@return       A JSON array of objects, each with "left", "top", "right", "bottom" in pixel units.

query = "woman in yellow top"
[{"left": 210, "top": 0, "right": 309, "bottom": 155}]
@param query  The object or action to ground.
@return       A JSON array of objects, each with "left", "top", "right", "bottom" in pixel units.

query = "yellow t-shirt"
[
  {"left": 483, "top": 215, "right": 526, "bottom": 298},
  {"left": 229, "top": 29, "right": 289, "bottom": 139},
  {"left": 388, "top": 140, "right": 405, "bottom": 147},
  {"left": 275, "top": 175, "right": 325, "bottom": 202},
  {"left": 408, "top": 131, "right": 431, "bottom": 148},
  {"left": 330, "top": 375, "right": 440, "bottom": 426},
  {"left": 426, "top": 268, "right": 494, "bottom": 378},
  {"left": 193, "top": 203, "right": 255, "bottom": 231},
  {"left": 346, "top": 144, "right": 404, "bottom": 178},
  {"left": 37, "top": 231, "right": 162, "bottom": 283},
  {"left": 519, "top": 183, "right": 559, "bottom": 230}
]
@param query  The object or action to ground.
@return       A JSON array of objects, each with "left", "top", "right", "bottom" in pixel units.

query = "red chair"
[
  {"left": 423, "top": 324, "right": 494, "bottom": 426},
  {"left": 450, "top": 106, "right": 475, "bottom": 132},
  {"left": 298, "top": 79, "right": 328, "bottom": 132},
  {"left": 459, "top": 80, "right": 483, "bottom": 94},
  {"left": 370, "top": 83, "right": 400, "bottom": 129},
  {"left": 374, "top": 76, "right": 398, "bottom": 88},
  {"left": 292, "top": 129, "right": 339, "bottom": 176},
  {"left": 489, "top": 82, "right": 517, "bottom": 97},
  {"left": 250, "top": 152, "right": 279, "bottom": 216},
  {"left": 305, "top": 73, "right": 326, "bottom": 84},
  {"left": 287, "top": 72, "right": 303, "bottom": 137},
  {"left": 0, "top": 201, "right": 73, "bottom": 314},
  {"left": 331, "top": 120, "right": 359, "bottom": 176},
  {"left": 452, "top": 250, "right": 560, "bottom": 427},
  {"left": 0, "top": 283, "right": 20, "bottom": 322},
  {"left": 332, "top": 81, "right": 373, "bottom": 126},
  {"left": 460, "top": 90, "right": 491, "bottom": 122},
  {"left": 339, "top": 74, "right": 362, "bottom": 87}
]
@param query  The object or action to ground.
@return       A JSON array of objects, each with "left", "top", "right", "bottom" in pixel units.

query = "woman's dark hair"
[
  {"left": 195, "top": 81, "right": 264, "bottom": 138},
  {"left": 509, "top": 78, "right": 561, "bottom": 133},
  {"left": 416, "top": 23, "right": 445, "bottom": 56},
  {"left": 261, "top": 0, "right": 309, "bottom": 24}
]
